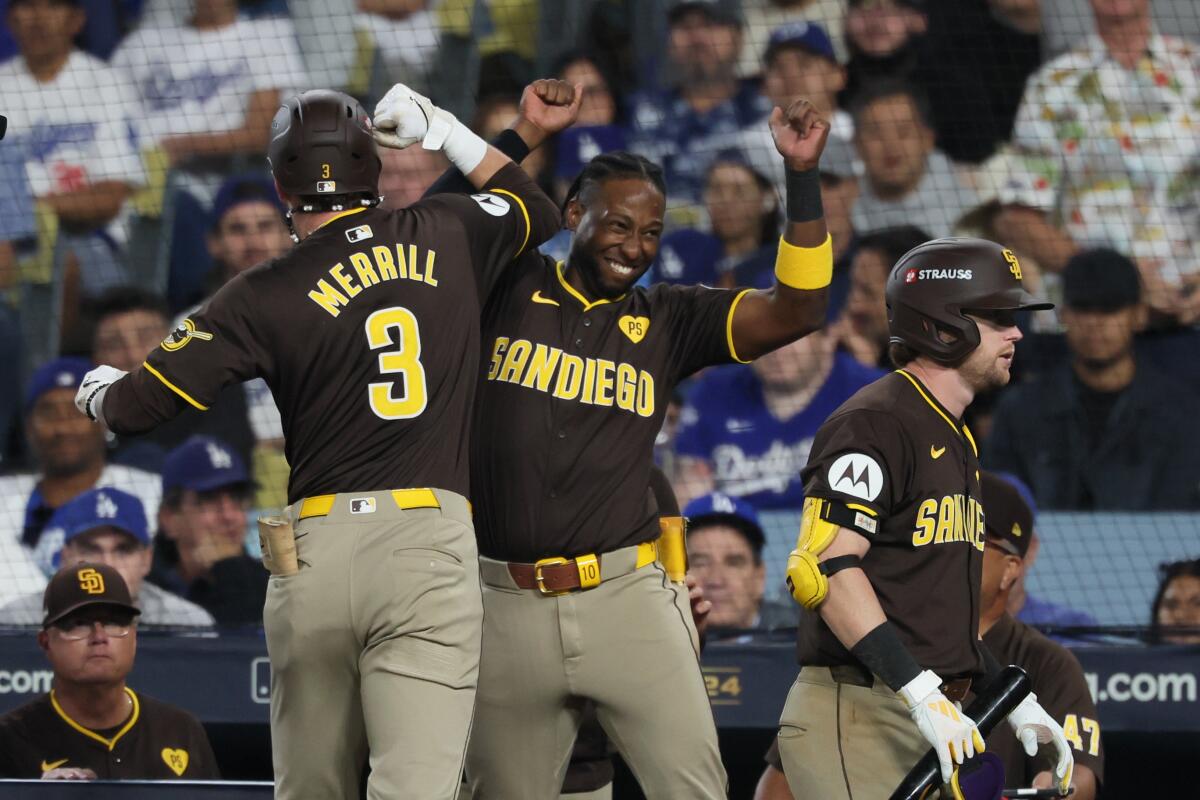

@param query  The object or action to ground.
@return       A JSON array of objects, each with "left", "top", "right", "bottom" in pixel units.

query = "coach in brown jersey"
[
  {"left": 777, "top": 238, "right": 1075, "bottom": 798},
  {"left": 979, "top": 471, "right": 1103, "bottom": 798},
  {"left": 73, "top": 85, "right": 561, "bottom": 799},
  {"left": 430, "top": 96, "right": 834, "bottom": 796},
  {"left": 0, "top": 563, "right": 218, "bottom": 781}
]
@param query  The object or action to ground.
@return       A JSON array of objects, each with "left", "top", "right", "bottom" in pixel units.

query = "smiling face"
[{"left": 565, "top": 176, "right": 666, "bottom": 298}]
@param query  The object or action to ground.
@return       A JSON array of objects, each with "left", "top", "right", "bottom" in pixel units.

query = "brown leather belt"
[
  {"left": 504, "top": 542, "right": 658, "bottom": 595},
  {"left": 829, "top": 664, "right": 972, "bottom": 703}
]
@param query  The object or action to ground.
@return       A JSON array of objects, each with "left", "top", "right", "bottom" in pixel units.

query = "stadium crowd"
[{"left": 0, "top": 0, "right": 1198, "bottom": 790}]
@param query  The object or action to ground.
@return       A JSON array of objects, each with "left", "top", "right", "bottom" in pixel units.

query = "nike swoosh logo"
[
  {"left": 41, "top": 759, "right": 68, "bottom": 772},
  {"left": 930, "top": 445, "right": 946, "bottom": 460},
  {"left": 531, "top": 291, "right": 559, "bottom": 306}
]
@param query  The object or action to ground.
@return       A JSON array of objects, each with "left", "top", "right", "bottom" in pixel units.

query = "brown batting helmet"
[
  {"left": 267, "top": 90, "right": 381, "bottom": 212},
  {"left": 886, "top": 237, "right": 1052, "bottom": 366}
]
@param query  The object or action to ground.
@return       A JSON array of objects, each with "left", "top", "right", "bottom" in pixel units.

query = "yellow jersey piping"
[
  {"left": 314, "top": 206, "right": 368, "bottom": 232},
  {"left": 894, "top": 369, "right": 967, "bottom": 443},
  {"left": 555, "top": 261, "right": 625, "bottom": 311},
  {"left": 51, "top": 688, "right": 140, "bottom": 751},
  {"left": 725, "top": 288, "right": 754, "bottom": 364},
  {"left": 143, "top": 362, "right": 209, "bottom": 411},
  {"left": 486, "top": 188, "right": 531, "bottom": 256}
]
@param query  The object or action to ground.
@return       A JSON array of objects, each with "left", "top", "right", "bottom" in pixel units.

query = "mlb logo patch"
[
  {"left": 346, "top": 224, "right": 373, "bottom": 243},
  {"left": 316, "top": 181, "right": 337, "bottom": 193},
  {"left": 905, "top": 269, "right": 918, "bottom": 284},
  {"left": 350, "top": 497, "right": 376, "bottom": 515}
]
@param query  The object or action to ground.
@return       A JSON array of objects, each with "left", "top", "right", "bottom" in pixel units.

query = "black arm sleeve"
[{"left": 422, "top": 129, "right": 533, "bottom": 199}]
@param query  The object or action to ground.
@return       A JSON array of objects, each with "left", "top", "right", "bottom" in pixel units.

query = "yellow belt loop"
[
  {"left": 392, "top": 488, "right": 440, "bottom": 510},
  {"left": 636, "top": 540, "right": 659, "bottom": 569},
  {"left": 298, "top": 495, "right": 335, "bottom": 519}
]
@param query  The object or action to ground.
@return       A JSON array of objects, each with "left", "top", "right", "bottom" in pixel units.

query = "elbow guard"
[{"left": 785, "top": 497, "right": 869, "bottom": 609}]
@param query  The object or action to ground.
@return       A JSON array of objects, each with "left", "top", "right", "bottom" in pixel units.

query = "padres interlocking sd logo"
[
  {"left": 77, "top": 568, "right": 105, "bottom": 594},
  {"left": 1003, "top": 249, "right": 1023, "bottom": 281}
]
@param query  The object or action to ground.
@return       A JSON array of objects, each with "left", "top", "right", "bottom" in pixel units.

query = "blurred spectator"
[
  {"left": 840, "top": 0, "right": 929, "bottom": 107},
  {"left": 0, "top": 0, "right": 146, "bottom": 294},
  {"left": 737, "top": 20, "right": 851, "bottom": 199},
  {"left": 683, "top": 493, "right": 797, "bottom": 631},
  {"left": 552, "top": 51, "right": 628, "bottom": 188},
  {"left": 737, "top": 0, "right": 848, "bottom": 77},
  {"left": 149, "top": 436, "right": 266, "bottom": 625},
  {"left": 437, "top": 0, "right": 538, "bottom": 97},
  {"left": 379, "top": 144, "right": 450, "bottom": 211},
  {"left": 917, "top": 0, "right": 1042, "bottom": 164},
  {"left": 0, "top": 488, "right": 213, "bottom": 626},
  {"left": 472, "top": 93, "right": 549, "bottom": 183},
  {"left": 986, "top": 249, "right": 1200, "bottom": 510},
  {"left": 708, "top": 157, "right": 780, "bottom": 279},
  {"left": 174, "top": 176, "right": 290, "bottom": 504},
  {"left": 0, "top": 562, "right": 219, "bottom": 779},
  {"left": 674, "top": 328, "right": 884, "bottom": 510},
  {"left": 850, "top": 80, "right": 980, "bottom": 236},
  {"left": 85, "top": 286, "right": 255, "bottom": 473},
  {"left": 353, "top": 0, "right": 439, "bottom": 93},
  {"left": 0, "top": 357, "right": 160, "bottom": 574},
  {"left": 829, "top": 225, "right": 929, "bottom": 368},
  {"left": 978, "top": 471, "right": 1104, "bottom": 800},
  {"left": 112, "top": 0, "right": 307, "bottom": 168},
  {"left": 0, "top": 305, "right": 21, "bottom": 466},
  {"left": 627, "top": 0, "right": 771, "bottom": 209},
  {"left": 1150, "top": 558, "right": 1200, "bottom": 644},
  {"left": 995, "top": 0, "right": 1200, "bottom": 323},
  {"left": 203, "top": 177, "right": 291, "bottom": 292}
]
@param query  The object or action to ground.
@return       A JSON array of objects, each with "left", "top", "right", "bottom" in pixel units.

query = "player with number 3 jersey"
[{"left": 75, "top": 86, "right": 559, "bottom": 799}]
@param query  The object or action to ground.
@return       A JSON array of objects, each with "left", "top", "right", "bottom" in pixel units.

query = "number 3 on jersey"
[{"left": 365, "top": 306, "right": 427, "bottom": 419}]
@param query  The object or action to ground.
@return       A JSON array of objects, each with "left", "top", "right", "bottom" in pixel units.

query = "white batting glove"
[
  {"left": 1006, "top": 693, "right": 1074, "bottom": 794},
  {"left": 75, "top": 365, "right": 127, "bottom": 425},
  {"left": 900, "top": 670, "right": 986, "bottom": 785},
  {"left": 372, "top": 83, "right": 487, "bottom": 173},
  {"left": 372, "top": 83, "right": 438, "bottom": 150}
]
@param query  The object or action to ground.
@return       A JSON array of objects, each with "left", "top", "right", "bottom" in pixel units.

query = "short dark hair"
[
  {"left": 162, "top": 483, "right": 253, "bottom": 512},
  {"left": 562, "top": 151, "right": 667, "bottom": 213},
  {"left": 687, "top": 513, "right": 766, "bottom": 564},
  {"left": 1062, "top": 248, "right": 1142, "bottom": 311},
  {"left": 856, "top": 226, "right": 931, "bottom": 271},
  {"left": 888, "top": 341, "right": 919, "bottom": 368},
  {"left": 84, "top": 286, "right": 169, "bottom": 349},
  {"left": 1149, "top": 558, "right": 1200, "bottom": 642},
  {"left": 850, "top": 79, "right": 933, "bottom": 130}
]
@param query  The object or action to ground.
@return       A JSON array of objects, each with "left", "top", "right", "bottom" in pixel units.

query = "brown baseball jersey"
[
  {"left": 0, "top": 689, "right": 219, "bottom": 779},
  {"left": 471, "top": 256, "right": 749, "bottom": 561},
  {"left": 103, "top": 163, "right": 556, "bottom": 504},
  {"left": 982, "top": 615, "right": 1105, "bottom": 787},
  {"left": 798, "top": 369, "right": 986, "bottom": 678}
]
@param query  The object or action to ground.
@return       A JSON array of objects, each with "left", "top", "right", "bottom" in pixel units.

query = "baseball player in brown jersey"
[
  {"left": 978, "top": 471, "right": 1103, "bottom": 798},
  {"left": 74, "top": 86, "right": 559, "bottom": 799},
  {"left": 426, "top": 96, "right": 834, "bottom": 797},
  {"left": 777, "top": 238, "right": 1075, "bottom": 798}
]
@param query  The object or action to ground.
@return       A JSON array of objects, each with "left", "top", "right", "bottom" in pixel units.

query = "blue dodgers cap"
[
  {"left": 161, "top": 436, "right": 251, "bottom": 494},
  {"left": 25, "top": 356, "right": 92, "bottom": 412},
  {"left": 683, "top": 493, "right": 766, "bottom": 552},
  {"left": 765, "top": 20, "right": 837, "bottom": 65},
  {"left": 210, "top": 175, "right": 284, "bottom": 230},
  {"left": 52, "top": 487, "right": 150, "bottom": 546}
]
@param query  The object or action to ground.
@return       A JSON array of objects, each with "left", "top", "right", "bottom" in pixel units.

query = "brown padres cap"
[
  {"left": 980, "top": 472, "right": 1033, "bottom": 559},
  {"left": 42, "top": 562, "right": 141, "bottom": 629}
]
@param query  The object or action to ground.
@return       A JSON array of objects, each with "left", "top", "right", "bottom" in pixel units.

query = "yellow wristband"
[{"left": 775, "top": 233, "right": 833, "bottom": 290}]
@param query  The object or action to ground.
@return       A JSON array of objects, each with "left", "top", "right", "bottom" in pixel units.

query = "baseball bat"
[{"left": 888, "top": 665, "right": 1032, "bottom": 800}]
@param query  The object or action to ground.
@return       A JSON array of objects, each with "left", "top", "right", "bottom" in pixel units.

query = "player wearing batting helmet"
[
  {"left": 426, "top": 90, "right": 834, "bottom": 796},
  {"left": 75, "top": 84, "right": 560, "bottom": 798},
  {"left": 775, "top": 237, "right": 1075, "bottom": 798}
]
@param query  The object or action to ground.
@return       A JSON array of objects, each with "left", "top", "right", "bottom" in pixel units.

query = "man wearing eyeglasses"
[{"left": 0, "top": 562, "right": 219, "bottom": 780}]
